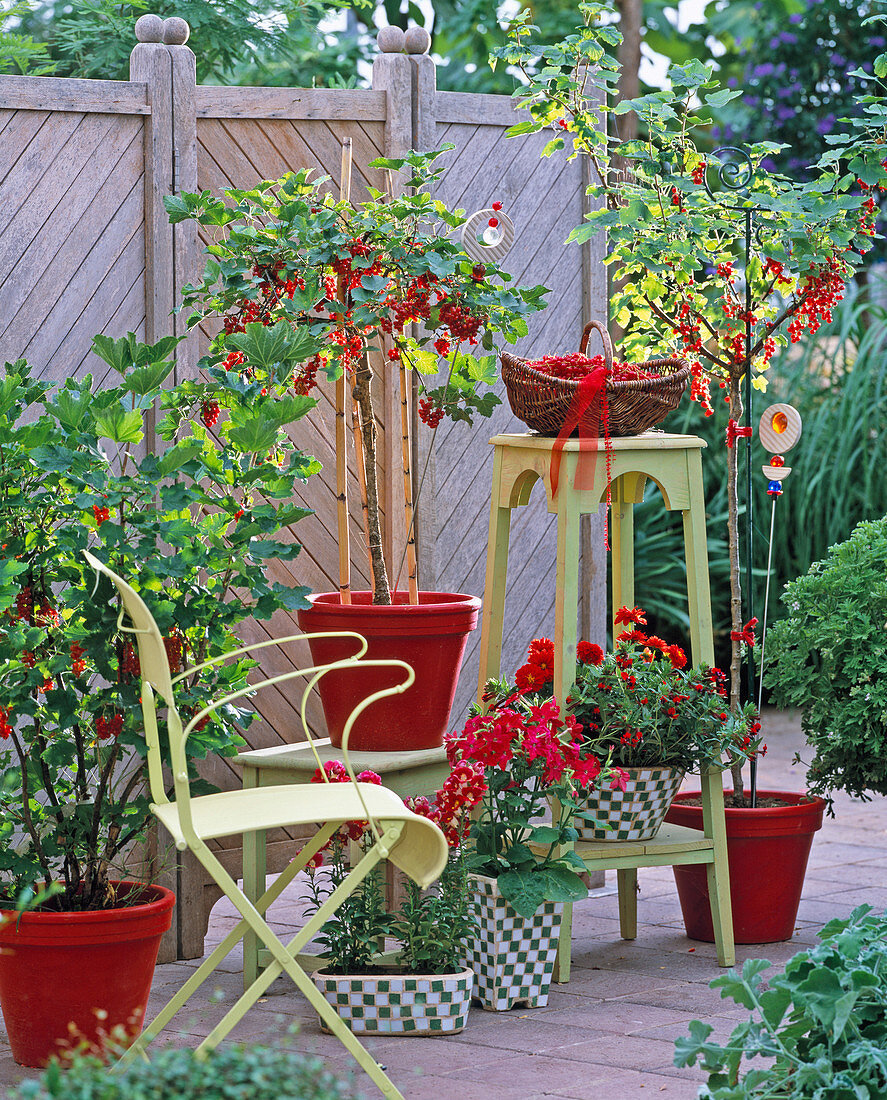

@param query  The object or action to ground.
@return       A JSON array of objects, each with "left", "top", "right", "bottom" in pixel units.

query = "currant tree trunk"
[
  {"left": 353, "top": 355, "right": 391, "bottom": 604},
  {"left": 727, "top": 376, "right": 745, "bottom": 801}
]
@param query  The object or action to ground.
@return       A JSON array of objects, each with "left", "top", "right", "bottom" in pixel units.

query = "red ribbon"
[
  {"left": 726, "top": 419, "right": 753, "bottom": 448},
  {"left": 549, "top": 365, "right": 609, "bottom": 500}
]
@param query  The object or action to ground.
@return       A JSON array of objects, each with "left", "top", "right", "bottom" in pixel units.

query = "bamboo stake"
[
  {"left": 399, "top": 361, "right": 419, "bottom": 604},
  {"left": 351, "top": 395, "right": 373, "bottom": 567},
  {"left": 335, "top": 138, "right": 354, "bottom": 605}
]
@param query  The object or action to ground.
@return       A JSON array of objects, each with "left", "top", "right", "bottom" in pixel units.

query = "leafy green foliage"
[
  {"left": 675, "top": 906, "right": 887, "bottom": 1098},
  {"left": 764, "top": 516, "right": 887, "bottom": 805},
  {"left": 0, "top": 334, "right": 319, "bottom": 910},
  {"left": 6, "top": 1040, "right": 360, "bottom": 1099},
  {"left": 9, "top": 0, "right": 364, "bottom": 86},
  {"left": 392, "top": 847, "right": 475, "bottom": 974},
  {"left": 0, "top": 1, "right": 57, "bottom": 74}
]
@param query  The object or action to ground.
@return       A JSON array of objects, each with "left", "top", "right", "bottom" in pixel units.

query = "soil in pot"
[
  {"left": 0, "top": 881, "right": 175, "bottom": 1067},
  {"left": 297, "top": 591, "right": 481, "bottom": 752},
  {"left": 665, "top": 790, "right": 826, "bottom": 944}
]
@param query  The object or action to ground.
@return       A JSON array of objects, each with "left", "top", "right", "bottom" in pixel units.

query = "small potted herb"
[
  {"left": 306, "top": 760, "right": 485, "bottom": 1036},
  {"left": 448, "top": 689, "right": 616, "bottom": 1010}
]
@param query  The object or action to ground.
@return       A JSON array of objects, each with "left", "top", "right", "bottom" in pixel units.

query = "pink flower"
[{"left": 609, "top": 768, "right": 629, "bottom": 792}]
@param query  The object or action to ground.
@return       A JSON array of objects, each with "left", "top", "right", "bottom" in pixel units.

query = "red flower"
[
  {"left": 614, "top": 606, "right": 647, "bottom": 626},
  {"left": 577, "top": 641, "right": 604, "bottom": 666},
  {"left": 665, "top": 644, "right": 687, "bottom": 669},
  {"left": 617, "top": 628, "right": 649, "bottom": 645}
]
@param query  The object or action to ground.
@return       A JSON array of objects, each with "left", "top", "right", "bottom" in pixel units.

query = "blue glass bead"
[{"left": 767, "top": 479, "right": 783, "bottom": 497}]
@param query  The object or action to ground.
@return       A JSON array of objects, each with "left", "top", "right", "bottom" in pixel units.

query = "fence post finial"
[
  {"left": 162, "top": 17, "right": 190, "bottom": 45},
  {"left": 377, "top": 26, "right": 405, "bottom": 53},
  {"left": 135, "top": 13, "right": 164, "bottom": 42},
  {"left": 404, "top": 27, "right": 430, "bottom": 55}
]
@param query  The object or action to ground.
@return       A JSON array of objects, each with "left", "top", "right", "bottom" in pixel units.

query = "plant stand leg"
[
  {"left": 701, "top": 765, "right": 735, "bottom": 966},
  {"left": 242, "top": 766, "right": 265, "bottom": 989},
  {"left": 682, "top": 448, "right": 715, "bottom": 666},
  {"left": 477, "top": 446, "right": 511, "bottom": 698},
  {"left": 617, "top": 868, "right": 638, "bottom": 940},
  {"left": 611, "top": 477, "right": 634, "bottom": 634}
]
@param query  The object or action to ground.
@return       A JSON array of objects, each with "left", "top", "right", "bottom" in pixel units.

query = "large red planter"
[
  {"left": 665, "top": 790, "right": 826, "bottom": 944},
  {"left": 0, "top": 881, "right": 174, "bottom": 1066},
  {"left": 297, "top": 591, "right": 481, "bottom": 752}
]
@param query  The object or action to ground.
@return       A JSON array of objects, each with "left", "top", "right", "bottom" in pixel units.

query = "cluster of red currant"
[
  {"left": 70, "top": 642, "right": 86, "bottom": 677},
  {"left": 528, "top": 352, "right": 653, "bottom": 383},
  {"left": 0, "top": 706, "right": 12, "bottom": 741},
  {"left": 164, "top": 631, "right": 185, "bottom": 674},
  {"left": 201, "top": 400, "right": 220, "bottom": 428},
  {"left": 418, "top": 397, "right": 444, "bottom": 428},
  {"left": 96, "top": 712, "right": 124, "bottom": 740}
]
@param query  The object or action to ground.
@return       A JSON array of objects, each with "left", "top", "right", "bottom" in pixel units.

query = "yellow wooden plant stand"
[{"left": 476, "top": 432, "right": 735, "bottom": 982}]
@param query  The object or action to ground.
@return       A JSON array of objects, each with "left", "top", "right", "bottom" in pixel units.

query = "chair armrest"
[{"left": 171, "top": 630, "right": 368, "bottom": 684}]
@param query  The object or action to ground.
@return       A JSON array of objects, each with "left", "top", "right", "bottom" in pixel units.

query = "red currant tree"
[
  {"left": 494, "top": 3, "right": 885, "bottom": 798},
  {"left": 168, "top": 148, "right": 547, "bottom": 604}
]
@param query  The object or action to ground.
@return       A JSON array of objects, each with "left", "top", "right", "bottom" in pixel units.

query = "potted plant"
[
  {"left": 764, "top": 516, "right": 887, "bottom": 807},
  {"left": 491, "top": 2, "right": 883, "bottom": 941},
  {"left": 511, "top": 612, "right": 761, "bottom": 843},
  {"left": 675, "top": 904, "right": 887, "bottom": 1097},
  {"left": 304, "top": 758, "right": 486, "bottom": 1035},
  {"left": 167, "top": 148, "right": 548, "bottom": 752},
  {"left": 447, "top": 686, "right": 617, "bottom": 1010},
  {"left": 0, "top": 329, "right": 321, "bottom": 1066}
]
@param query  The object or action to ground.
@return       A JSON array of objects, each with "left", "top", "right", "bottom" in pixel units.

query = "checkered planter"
[
  {"left": 461, "top": 873, "right": 563, "bottom": 1012},
  {"left": 312, "top": 967, "right": 473, "bottom": 1036},
  {"left": 575, "top": 765, "right": 685, "bottom": 841}
]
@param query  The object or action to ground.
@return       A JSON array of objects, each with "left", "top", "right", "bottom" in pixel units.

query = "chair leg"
[
  {"left": 477, "top": 448, "right": 511, "bottom": 701},
  {"left": 193, "top": 831, "right": 408, "bottom": 1099},
  {"left": 617, "top": 868, "right": 638, "bottom": 940},
  {"left": 701, "top": 766, "right": 735, "bottom": 967}
]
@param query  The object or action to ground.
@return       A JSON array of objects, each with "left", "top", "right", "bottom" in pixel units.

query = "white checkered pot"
[
  {"left": 461, "top": 873, "right": 563, "bottom": 1012},
  {"left": 575, "top": 765, "right": 685, "bottom": 841},
  {"left": 312, "top": 967, "right": 473, "bottom": 1035}
]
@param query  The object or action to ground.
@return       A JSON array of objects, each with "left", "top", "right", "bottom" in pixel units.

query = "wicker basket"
[{"left": 501, "top": 320, "right": 690, "bottom": 438}]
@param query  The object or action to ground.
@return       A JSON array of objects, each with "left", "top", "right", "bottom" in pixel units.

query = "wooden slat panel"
[
  {"left": 0, "top": 75, "right": 149, "bottom": 114},
  {"left": 196, "top": 86, "right": 386, "bottom": 121},
  {"left": 436, "top": 90, "right": 527, "bottom": 127}
]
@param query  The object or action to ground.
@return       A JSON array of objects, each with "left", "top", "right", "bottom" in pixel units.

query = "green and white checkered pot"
[
  {"left": 312, "top": 966, "right": 473, "bottom": 1035},
  {"left": 461, "top": 873, "right": 563, "bottom": 1012},
  {"left": 576, "top": 765, "right": 685, "bottom": 841}
]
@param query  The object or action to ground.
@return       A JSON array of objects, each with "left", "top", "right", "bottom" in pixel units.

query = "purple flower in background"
[
  {"left": 816, "top": 113, "right": 836, "bottom": 135},
  {"left": 777, "top": 32, "right": 798, "bottom": 46},
  {"left": 777, "top": 85, "right": 798, "bottom": 99},
  {"left": 761, "top": 157, "right": 777, "bottom": 173},
  {"left": 788, "top": 156, "right": 804, "bottom": 171},
  {"left": 872, "top": 36, "right": 886, "bottom": 48},
  {"left": 776, "top": 105, "right": 796, "bottom": 122},
  {"left": 727, "top": 76, "right": 738, "bottom": 88},
  {"left": 789, "top": 12, "right": 803, "bottom": 23},
  {"left": 831, "top": 54, "right": 846, "bottom": 68},
  {"left": 754, "top": 62, "right": 775, "bottom": 78},
  {"left": 790, "top": 69, "right": 800, "bottom": 81},
  {"left": 744, "top": 94, "right": 760, "bottom": 108}
]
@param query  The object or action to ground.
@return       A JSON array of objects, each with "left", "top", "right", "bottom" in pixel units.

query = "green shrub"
[
  {"left": 675, "top": 906, "right": 887, "bottom": 1098},
  {"left": 764, "top": 515, "right": 887, "bottom": 804},
  {"left": 5, "top": 1042, "right": 362, "bottom": 1100}
]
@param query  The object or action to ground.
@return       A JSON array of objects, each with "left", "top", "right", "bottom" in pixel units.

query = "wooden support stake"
[
  {"left": 399, "top": 362, "right": 419, "bottom": 604},
  {"left": 336, "top": 138, "right": 354, "bottom": 605},
  {"left": 351, "top": 396, "right": 373, "bottom": 570}
]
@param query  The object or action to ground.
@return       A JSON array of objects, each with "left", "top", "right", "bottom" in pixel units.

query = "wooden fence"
[{"left": 0, "top": 20, "right": 606, "bottom": 958}]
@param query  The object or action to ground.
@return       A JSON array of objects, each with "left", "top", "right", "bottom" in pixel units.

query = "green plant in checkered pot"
[
  {"left": 449, "top": 691, "right": 618, "bottom": 1010},
  {"left": 305, "top": 760, "right": 486, "bottom": 1036},
  {"left": 559, "top": 608, "right": 761, "bottom": 841}
]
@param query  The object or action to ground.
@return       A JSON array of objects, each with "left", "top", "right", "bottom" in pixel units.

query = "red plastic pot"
[
  {"left": 665, "top": 790, "right": 826, "bottom": 944},
  {"left": 0, "top": 881, "right": 174, "bottom": 1066},
  {"left": 297, "top": 591, "right": 482, "bottom": 752}
]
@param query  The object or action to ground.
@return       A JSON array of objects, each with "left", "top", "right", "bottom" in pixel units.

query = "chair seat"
[{"left": 153, "top": 781, "right": 447, "bottom": 888}]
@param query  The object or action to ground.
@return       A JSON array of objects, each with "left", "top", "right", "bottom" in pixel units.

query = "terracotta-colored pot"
[
  {"left": 0, "top": 881, "right": 174, "bottom": 1066},
  {"left": 297, "top": 591, "right": 481, "bottom": 752},
  {"left": 665, "top": 790, "right": 826, "bottom": 943}
]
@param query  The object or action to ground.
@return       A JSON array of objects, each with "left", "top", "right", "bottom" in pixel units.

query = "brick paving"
[{"left": 3, "top": 707, "right": 886, "bottom": 1098}]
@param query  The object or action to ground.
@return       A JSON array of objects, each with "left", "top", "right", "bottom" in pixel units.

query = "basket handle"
[{"left": 580, "top": 320, "right": 614, "bottom": 372}]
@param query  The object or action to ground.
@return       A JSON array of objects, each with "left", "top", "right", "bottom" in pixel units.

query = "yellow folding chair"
[{"left": 83, "top": 552, "right": 447, "bottom": 1100}]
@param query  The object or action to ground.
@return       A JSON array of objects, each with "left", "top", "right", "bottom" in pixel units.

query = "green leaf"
[
  {"left": 94, "top": 403, "right": 144, "bottom": 444},
  {"left": 158, "top": 440, "right": 204, "bottom": 476},
  {"left": 123, "top": 359, "right": 175, "bottom": 396},
  {"left": 227, "top": 321, "right": 319, "bottom": 371},
  {"left": 497, "top": 870, "right": 548, "bottom": 918}
]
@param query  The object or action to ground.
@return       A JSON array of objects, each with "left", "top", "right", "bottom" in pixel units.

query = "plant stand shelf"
[{"left": 476, "top": 431, "right": 734, "bottom": 981}]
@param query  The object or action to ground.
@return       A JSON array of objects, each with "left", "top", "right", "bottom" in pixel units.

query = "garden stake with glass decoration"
[{"left": 752, "top": 403, "right": 803, "bottom": 805}]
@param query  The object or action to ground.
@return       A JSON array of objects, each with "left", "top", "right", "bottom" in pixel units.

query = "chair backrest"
[{"left": 82, "top": 552, "right": 416, "bottom": 845}]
